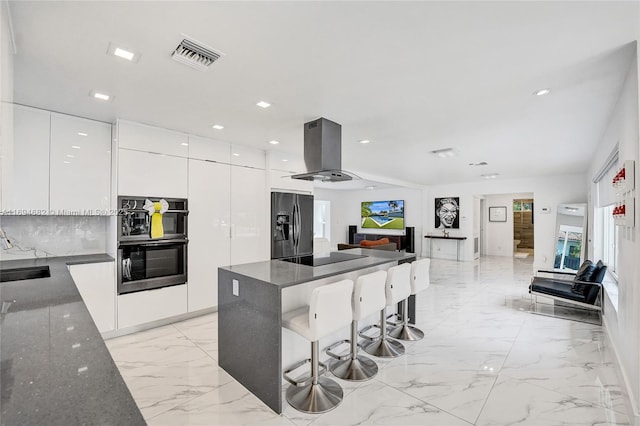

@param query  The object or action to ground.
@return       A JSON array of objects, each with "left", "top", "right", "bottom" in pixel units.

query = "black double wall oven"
[{"left": 117, "top": 196, "right": 188, "bottom": 295}]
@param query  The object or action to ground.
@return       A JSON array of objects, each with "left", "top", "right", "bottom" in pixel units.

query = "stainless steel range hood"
[{"left": 291, "top": 117, "right": 357, "bottom": 182}]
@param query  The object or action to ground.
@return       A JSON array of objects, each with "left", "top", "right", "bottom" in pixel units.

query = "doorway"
[{"left": 513, "top": 198, "right": 534, "bottom": 257}]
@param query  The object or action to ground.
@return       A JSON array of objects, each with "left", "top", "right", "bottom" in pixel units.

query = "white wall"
[
  {"left": 483, "top": 193, "right": 531, "bottom": 257},
  {"left": 314, "top": 186, "right": 423, "bottom": 254},
  {"left": 587, "top": 51, "right": 640, "bottom": 419},
  {"left": 424, "top": 175, "right": 587, "bottom": 267}
]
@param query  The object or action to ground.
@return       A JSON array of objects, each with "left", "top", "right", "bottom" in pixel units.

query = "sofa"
[{"left": 337, "top": 237, "right": 397, "bottom": 251}]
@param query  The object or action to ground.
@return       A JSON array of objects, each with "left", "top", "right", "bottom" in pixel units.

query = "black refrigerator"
[{"left": 271, "top": 192, "right": 314, "bottom": 259}]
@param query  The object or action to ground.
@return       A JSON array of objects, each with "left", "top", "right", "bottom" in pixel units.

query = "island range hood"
[{"left": 291, "top": 117, "right": 357, "bottom": 182}]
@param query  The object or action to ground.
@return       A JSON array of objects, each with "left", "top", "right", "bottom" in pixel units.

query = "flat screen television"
[{"left": 361, "top": 200, "right": 405, "bottom": 229}]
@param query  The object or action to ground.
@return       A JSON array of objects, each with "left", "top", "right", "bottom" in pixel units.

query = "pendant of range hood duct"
[{"left": 291, "top": 117, "right": 360, "bottom": 182}]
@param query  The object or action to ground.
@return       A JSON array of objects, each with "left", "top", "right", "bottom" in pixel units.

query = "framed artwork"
[
  {"left": 435, "top": 197, "right": 460, "bottom": 229},
  {"left": 489, "top": 206, "right": 507, "bottom": 222}
]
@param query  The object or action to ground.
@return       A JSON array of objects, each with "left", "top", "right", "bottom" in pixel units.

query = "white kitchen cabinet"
[
  {"left": 231, "top": 144, "right": 265, "bottom": 169},
  {"left": 117, "top": 120, "right": 188, "bottom": 157},
  {"left": 188, "top": 135, "right": 230, "bottom": 163},
  {"left": 2, "top": 104, "right": 50, "bottom": 211},
  {"left": 50, "top": 113, "right": 111, "bottom": 213},
  {"left": 118, "top": 149, "right": 188, "bottom": 198},
  {"left": 69, "top": 262, "right": 116, "bottom": 333},
  {"left": 187, "top": 159, "right": 231, "bottom": 311},
  {"left": 117, "top": 284, "right": 188, "bottom": 329},
  {"left": 230, "top": 166, "right": 268, "bottom": 265}
]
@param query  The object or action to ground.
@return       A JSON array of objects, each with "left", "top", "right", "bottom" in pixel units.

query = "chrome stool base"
[
  {"left": 362, "top": 337, "right": 405, "bottom": 358},
  {"left": 330, "top": 354, "right": 378, "bottom": 381},
  {"left": 388, "top": 324, "right": 424, "bottom": 341},
  {"left": 285, "top": 376, "right": 343, "bottom": 414}
]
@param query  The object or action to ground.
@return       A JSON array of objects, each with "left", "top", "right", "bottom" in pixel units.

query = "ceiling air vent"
[{"left": 171, "top": 37, "right": 224, "bottom": 71}]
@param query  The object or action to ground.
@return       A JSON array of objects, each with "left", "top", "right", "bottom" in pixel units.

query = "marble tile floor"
[{"left": 106, "top": 256, "right": 629, "bottom": 425}]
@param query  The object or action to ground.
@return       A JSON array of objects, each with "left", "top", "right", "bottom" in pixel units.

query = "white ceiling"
[{"left": 7, "top": 1, "right": 640, "bottom": 188}]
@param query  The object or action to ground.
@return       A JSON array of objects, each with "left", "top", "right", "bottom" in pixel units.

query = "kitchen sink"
[{"left": 0, "top": 265, "right": 51, "bottom": 283}]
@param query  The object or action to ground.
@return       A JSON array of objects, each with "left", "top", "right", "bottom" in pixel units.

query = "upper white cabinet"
[
  {"left": 2, "top": 104, "right": 50, "bottom": 211},
  {"left": 1, "top": 104, "right": 112, "bottom": 214},
  {"left": 118, "top": 149, "right": 188, "bottom": 198},
  {"left": 231, "top": 144, "right": 265, "bottom": 169},
  {"left": 117, "top": 120, "right": 188, "bottom": 157},
  {"left": 188, "top": 135, "right": 230, "bottom": 163},
  {"left": 50, "top": 113, "right": 111, "bottom": 212}
]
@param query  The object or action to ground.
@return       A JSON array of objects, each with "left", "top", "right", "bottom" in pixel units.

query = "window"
[
  {"left": 593, "top": 145, "right": 619, "bottom": 280},
  {"left": 600, "top": 205, "right": 618, "bottom": 277}
]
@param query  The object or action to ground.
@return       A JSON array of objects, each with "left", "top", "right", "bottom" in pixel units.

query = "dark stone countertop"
[
  {"left": 219, "top": 249, "right": 416, "bottom": 288},
  {"left": 0, "top": 254, "right": 145, "bottom": 426}
]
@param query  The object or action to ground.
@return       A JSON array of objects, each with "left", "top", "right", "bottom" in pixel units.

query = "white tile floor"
[{"left": 106, "top": 256, "right": 630, "bottom": 425}]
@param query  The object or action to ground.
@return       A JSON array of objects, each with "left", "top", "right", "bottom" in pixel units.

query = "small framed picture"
[{"left": 489, "top": 206, "right": 507, "bottom": 222}]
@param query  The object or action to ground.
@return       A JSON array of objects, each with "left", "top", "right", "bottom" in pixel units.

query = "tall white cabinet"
[
  {"left": 186, "top": 137, "right": 267, "bottom": 312},
  {"left": 188, "top": 157, "right": 231, "bottom": 311}
]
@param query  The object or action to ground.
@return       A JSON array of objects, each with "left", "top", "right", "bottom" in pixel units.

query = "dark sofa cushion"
[{"left": 592, "top": 260, "right": 607, "bottom": 283}]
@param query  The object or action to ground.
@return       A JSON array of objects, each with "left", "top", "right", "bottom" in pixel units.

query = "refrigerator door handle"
[{"left": 292, "top": 203, "right": 298, "bottom": 251}]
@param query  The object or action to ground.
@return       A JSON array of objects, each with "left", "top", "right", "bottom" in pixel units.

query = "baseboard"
[
  {"left": 102, "top": 306, "right": 218, "bottom": 340},
  {"left": 603, "top": 314, "right": 640, "bottom": 424}
]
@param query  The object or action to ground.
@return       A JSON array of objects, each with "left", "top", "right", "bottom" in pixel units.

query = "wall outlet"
[{"left": 232, "top": 279, "right": 239, "bottom": 296}]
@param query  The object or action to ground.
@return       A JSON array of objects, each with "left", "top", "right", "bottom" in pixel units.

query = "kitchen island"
[
  {"left": 0, "top": 255, "right": 145, "bottom": 426},
  {"left": 218, "top": 248, "right": 416, "bottom": 414}
]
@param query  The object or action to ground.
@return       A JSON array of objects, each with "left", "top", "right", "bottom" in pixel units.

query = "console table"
[{"left": 424, "top": 235, "right": 467, "bottom": 261}]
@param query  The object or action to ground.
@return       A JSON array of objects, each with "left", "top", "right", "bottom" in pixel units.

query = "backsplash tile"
[{"left": 0, "top": 216, "right": 109, "bottom": 260}]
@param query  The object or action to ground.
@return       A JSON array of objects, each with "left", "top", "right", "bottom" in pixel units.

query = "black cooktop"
[{"left": 279, "top": 252, "right": 366, "bottom": 267}]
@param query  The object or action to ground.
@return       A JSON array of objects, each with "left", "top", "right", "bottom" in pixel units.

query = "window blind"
[{"left": 593, "top": 145, "right": 619, "bottom": 207}]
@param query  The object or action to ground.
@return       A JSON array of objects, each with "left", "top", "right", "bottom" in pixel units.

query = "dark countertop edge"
[{"left": 220, "top": 250, "right": 416, "bottom": 289}]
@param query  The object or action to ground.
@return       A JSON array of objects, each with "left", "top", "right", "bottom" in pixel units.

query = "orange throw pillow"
[{"left": 360, "top": 238, "right": 390, "bottom": 247}]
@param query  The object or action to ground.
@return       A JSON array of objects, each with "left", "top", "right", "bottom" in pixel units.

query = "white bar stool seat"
[
  {"left": 362, "top": 263, "right": 411, "bottom": 358},
  {"left": 282, "top": 279, "right": 354, "bottom": 414},
  {"left": 326, "top": 270, "right": 387, "bottom": 381},
  {"left": 389, "top": 258, "right": 430, "bottom": 340}
]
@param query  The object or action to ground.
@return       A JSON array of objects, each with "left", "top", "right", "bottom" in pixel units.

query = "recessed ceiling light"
[
  {"left": 232, "top": 153, "right": 240, "bottom": 156},
  {"left": 212, "top": 124, "right": 224, "bottom": 130},
  {"left": 366, "top": 186, "right": 375, "bottom": 190},
  {"left": 114, "top": 48, "right": 135, "bottom": 61},
  {"left": 63, "top": 161, "right": 71, "bottom": 164},
  {"left": 77, "top": 132, "right": 88, "bottom": 137},
  {"left": 534, "top": 88, "right": 551, "bottom": 96},
  {"left": 269, "top": 140, "right": 279, "bottom": 145},
  {"left": 256, "top": 101, "right": 271, "bottom": 108},
  {"left": 107, "top": 42, "right": 139, "bottom": 62},
  {"left": 431, "top": 148, "right": 456, "bottom": 158},
  {"left": 359, "top": 140, "right": 371, "bottom": 144},
  {"left": 66, "top": 154, "right": 75, "bottom": 158},
  {"left": 481, "top": 173, "right": 499, "bottom": 179},
  {"left": 71, "top": 145, "right": 81, "bottom": 149},
  {"left": 181, "top": 142, "right": 189, "bottom": 146},
  {"left": 90, "top": 91, "right": 112, "bottom": 101},
  {"left": 281, "top": 159, "right": 289, "bottom": 162}
]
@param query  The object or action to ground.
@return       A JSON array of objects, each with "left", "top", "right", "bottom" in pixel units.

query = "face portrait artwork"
[{"left": 435, "top": 197, "right": 460, "bottom": 229}]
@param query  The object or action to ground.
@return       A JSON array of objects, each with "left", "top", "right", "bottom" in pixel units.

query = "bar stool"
[
  {"left": 389, "top": 258, "right": 430, "bottom": 341},
  {"left": 282, "top": 279, "right": 354, "bottom": 414},
  {"left": 361, "top": 263, "right": 411, "bottom": 358},
  {"left": 326, "top": 270, "right": 387, "bottom": 381}
]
